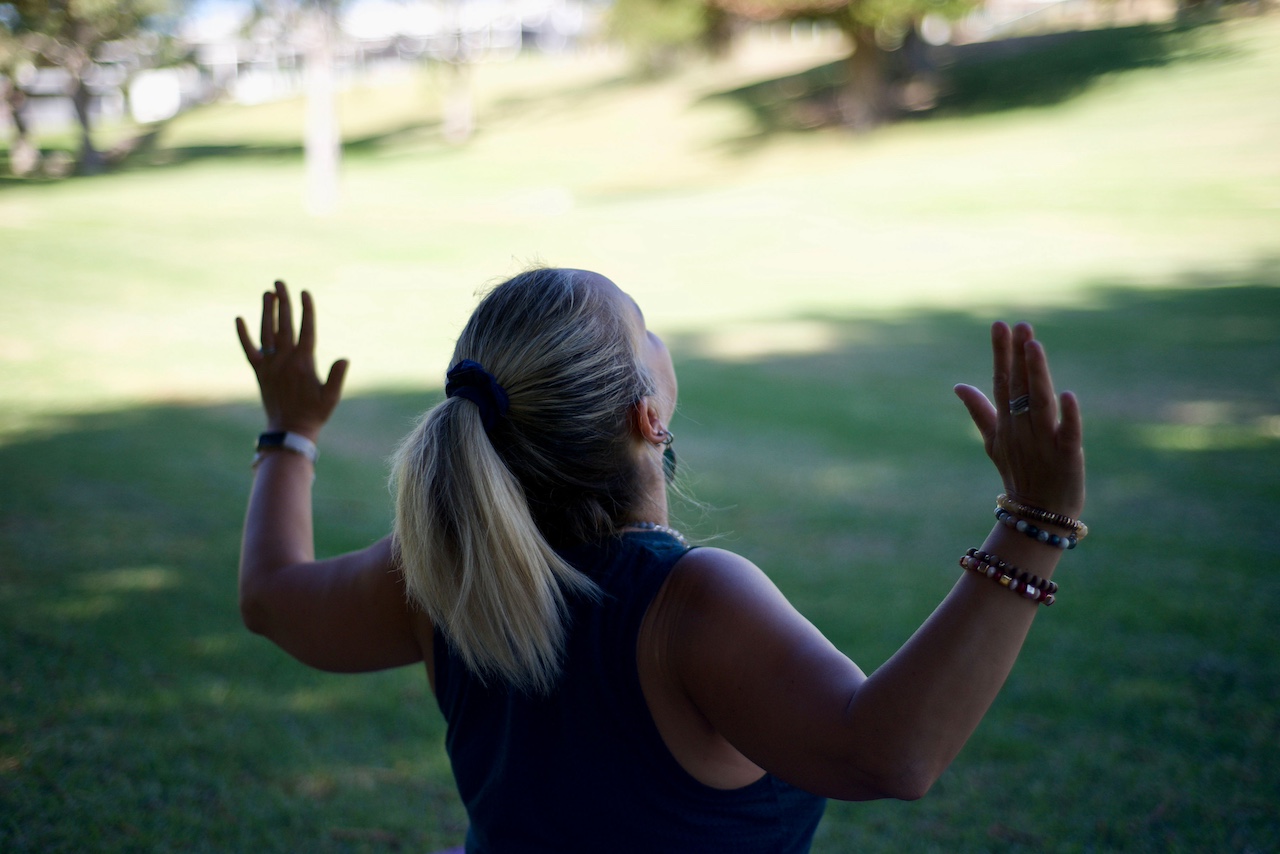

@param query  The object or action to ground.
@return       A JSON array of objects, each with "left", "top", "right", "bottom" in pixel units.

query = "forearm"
[
  {"left": 239, "top": 450, "right": 318, "bottom": 629},
  {"left": 843, "top": 521, "right": 1070, "bottom": 798},
  {"left": 230, "top": 282, "right": 417, "bottom": 668}
]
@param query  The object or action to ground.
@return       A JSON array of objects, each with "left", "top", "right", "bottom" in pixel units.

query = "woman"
[{"left": 235, "top": 268, "right": 1085, "bottom": 853}]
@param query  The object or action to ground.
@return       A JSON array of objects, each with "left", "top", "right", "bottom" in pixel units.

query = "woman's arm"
[
  {"left": 235, "top": 281, "right": 423, "bottom": 672},
  {"left": 659, "top": 321, "right": 1084, "bottom": 800}
]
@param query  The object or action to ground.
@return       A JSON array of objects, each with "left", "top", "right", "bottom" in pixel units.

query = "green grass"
[{"left": 2, "top": 14, "right": 1279, "bottom": 852}]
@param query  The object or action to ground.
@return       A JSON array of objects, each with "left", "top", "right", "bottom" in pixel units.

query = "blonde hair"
[{"left": 391, "top": 268, "right": 653, "bottom": 693}]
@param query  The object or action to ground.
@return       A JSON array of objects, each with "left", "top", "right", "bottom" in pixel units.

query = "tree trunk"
[
  {"left": 702, "top": 7, "right": 736, "bottom": 59},
  {"left": 838, "top": 24, "right": 888, "bottom": 133},
  {"left": 304, "top": 7, "right": 341, "bottom": 216},
  {"left": 442, "top": 59, "right": 474, "bottom": 144},
  {"left": 2, "top": 77, "right": 40, "bottom": 177},
  {"left": 69, "top": 60, "right": 104, "bottom": 174}
]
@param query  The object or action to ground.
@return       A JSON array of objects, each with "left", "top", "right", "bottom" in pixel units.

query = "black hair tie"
[{"left": 445, "top": 360, "right": 510, "bottom": 435}]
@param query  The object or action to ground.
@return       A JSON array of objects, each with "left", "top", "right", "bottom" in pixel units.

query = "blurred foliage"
[
  {"left": 711, "top": 0, "right": 973, "bottom": 32},
  {"left": 5, "top": 0, "right": 168, "bottom": 54},
  {"left": 605, "top": 0, "right": 978, "bottom": 128},
  {"left": 3, "top": 0, "right": 169, "bottom": 172},
  {"left": 700, "top": 20, "right": 1214, "bottom": 135},
  {"left": 607, "top": 0, "right": 726, "bottom": 73}
]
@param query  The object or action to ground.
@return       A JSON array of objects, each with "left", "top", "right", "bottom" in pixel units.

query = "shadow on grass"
[
  {"left": 0, "top": 114, "right": 464, "bottom": 188},
  {"left": 701, "top": 20, "right": 1235, "bottom": 146},
  {"left": 2, "top": 264, "right": 1278, "bottom": 851},
  {"left": 116, "top": 117, "right": 457, "bottom": 176}
]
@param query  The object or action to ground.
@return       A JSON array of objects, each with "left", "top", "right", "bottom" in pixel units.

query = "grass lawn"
[{"left": 2, "top": 13, "right": 1279, "bottom": 852}]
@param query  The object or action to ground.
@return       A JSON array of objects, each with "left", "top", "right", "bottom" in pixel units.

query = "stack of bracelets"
[{"left": 960, "top": 494, "right": 1088, "bottom": 607}]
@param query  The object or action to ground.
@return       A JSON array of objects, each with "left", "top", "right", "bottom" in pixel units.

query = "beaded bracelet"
[
  {"left": 960, "top": 548, "right": 1057, "bottom": 606},
  {"left": 995, "top": 507, "right": 1078, "bottom": 550},
  {"left": 996, "top": 494, "right": 1088, "bottom": 540}
]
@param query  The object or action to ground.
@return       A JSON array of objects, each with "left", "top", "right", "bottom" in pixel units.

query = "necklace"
[{"left": 630, "top": 521, "right": 690, "bottom": 548}]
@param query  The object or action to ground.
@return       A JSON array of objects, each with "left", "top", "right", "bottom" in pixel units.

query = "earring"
[{"left": 657, "top": 428, "right": 675, "bottom": 447}]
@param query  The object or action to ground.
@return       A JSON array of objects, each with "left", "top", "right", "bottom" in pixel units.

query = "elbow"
[
  {"left": 884, "top": 777, "right": 934, "bottom": 802},
  {"left": 238, "top": 579, "right": 271, "bottom": 637},
  {"left": 837, "top": 760, "right": 940, "bottom": 802},
  {"left": 876, "top": 760, "right": 942, "bottom": 802}
]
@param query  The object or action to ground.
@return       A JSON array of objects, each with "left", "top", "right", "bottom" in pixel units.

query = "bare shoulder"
[
  {"left": 644, "top": 546, "right": 800, "bottom": 683},
  {"left": 664, "top": 546, "right": 805, "bottom": 623},
  {"left": 653, "top": 545, "right": 873, "bottom": 797},
  {"left": 669, "top": 546, "right": 776, "bottom": 596},
  {"left": 658, "top": 545, "right": 849, "bottom": 686},
  {"left": 673, "top": 545, "right": 760, "bottom": 576}
]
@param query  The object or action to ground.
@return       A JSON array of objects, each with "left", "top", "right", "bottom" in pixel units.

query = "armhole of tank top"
[{"left": 635, "top": 547, "right": 772, "bottom": 794}]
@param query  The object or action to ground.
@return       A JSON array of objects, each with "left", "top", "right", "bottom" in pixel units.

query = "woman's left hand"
[
  {"left": 953, "top": 321, "right": 1084, "bottom": 519},
  {"left": 235, "top": 280, "right": 349, "bottom": 441}
]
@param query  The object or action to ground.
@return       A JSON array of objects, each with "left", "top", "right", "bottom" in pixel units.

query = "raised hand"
[
  {"left": 954, "top": 322, "right": 1085, "bottom": 519},
  {"left": 235, "top": 280, "right": 349, "bottom": 441}
]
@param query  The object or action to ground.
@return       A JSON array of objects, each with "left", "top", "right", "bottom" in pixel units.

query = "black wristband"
[{"left": 255, "top": 431, "right": 318, "bottom": 464}]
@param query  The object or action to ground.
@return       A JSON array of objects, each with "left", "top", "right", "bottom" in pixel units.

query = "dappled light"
[
  {"left": 1138, "top": 398, "right": 1280, "bottom": 452},
  {"left": 682, "top": 318, "right": 849, "bottom": 360},
  {"left": 1137, "top": 418, "right": 1280, "bottom": 452}
]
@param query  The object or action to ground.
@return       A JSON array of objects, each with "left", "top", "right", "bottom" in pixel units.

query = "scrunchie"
[{"left": 445, "top": 359, "right": 510, "bottom": 435}]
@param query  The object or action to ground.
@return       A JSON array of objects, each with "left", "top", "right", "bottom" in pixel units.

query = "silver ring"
[
  {"left": 1009, "top": 394, "right": 1031, "bottom": 416},
  {"left": 260, "top": 346, "right": 276, "bottom": 357}
]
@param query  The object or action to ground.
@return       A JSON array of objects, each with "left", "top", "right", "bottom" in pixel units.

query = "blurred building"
[
  {"left": 183, "top": 0, "right": 602, "bottom": 107},
  {"left": 3, "top": 0, "right": 603, "bottom": 131}
]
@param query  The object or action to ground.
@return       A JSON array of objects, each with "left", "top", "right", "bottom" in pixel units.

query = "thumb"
[
  {"left": 323, "top": 359, "right": 349, "bottom": 409},
  {"left": 954, "top": 383, "right": 997, "bottom": 443}
]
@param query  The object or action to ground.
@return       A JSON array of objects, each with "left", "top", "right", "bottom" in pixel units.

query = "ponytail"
[
  {"left": 392, "top": 399, "right": 595, "bottom": 694},
  {"left": 391, "top": 268, "right": 649, "bottom": 693}
]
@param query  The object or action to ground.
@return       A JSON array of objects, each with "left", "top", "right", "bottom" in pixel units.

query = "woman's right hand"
[
  {"left": 235, "top": 280, "right": 349, "bottom": 442},
  {"left": 954, "top": 321, "right": 1085, "bottom": 519}
]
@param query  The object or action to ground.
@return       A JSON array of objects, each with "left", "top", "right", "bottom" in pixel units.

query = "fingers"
[
  {"left": 254, "top": 280, "right": 298, "bottom": 357},
  {"left": 1058, "top": 390, "right": 1083, "bottom": 450},
  {"left": 242, "top": 281, "right": 326, "bottom": 363},
  {"left": 236, "top": 316, "right": 262, "bottom": 366},
  {"left": 990, "top": 322, "right": 1012, "bottom": 415},
  {"left": 298, "top": 290, "right": 316, "bottom": 353},
  {"left": 1008, "top": 322, "right": 1033, "bottom": 407},
  {"left": 1025, "top": 338, "right": 1060, "bottom": 435},
  {"left": 274, "top": 280, "right": 295, "bottom": 353},
  {"left": 260, "top": 290, "right": 275, "bottom": 353}
]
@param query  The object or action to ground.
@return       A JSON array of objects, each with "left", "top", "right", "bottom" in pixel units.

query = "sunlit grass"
[{"left": 1, "top": 17, "right": 1276, "bottom": 429}]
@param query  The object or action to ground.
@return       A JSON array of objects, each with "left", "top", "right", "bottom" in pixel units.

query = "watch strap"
[{"left": 255, "top": 431, "right": 318, "bottom": 464}]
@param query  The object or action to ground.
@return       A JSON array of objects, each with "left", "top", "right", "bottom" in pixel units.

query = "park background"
[{"left": 2, "top": 0, "right": 1278, "bottom": 850}]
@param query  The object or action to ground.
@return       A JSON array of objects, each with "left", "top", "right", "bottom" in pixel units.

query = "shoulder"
[
  {"left": 668, "top": 547, "right": 791, "bottom": 612},
  {"left": 650, "top": 547, "right": 817, "bottom": 661}
]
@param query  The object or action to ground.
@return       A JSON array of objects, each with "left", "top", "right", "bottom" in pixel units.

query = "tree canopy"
[
  {"left": 609, "top": 0, "right": 977, "bottom": 130},
  {"left": 713, "top": 0, "right": 975, "bottom": 129},
  {"left": 3, "top": 0, "right": 168, "bottom": 171}
]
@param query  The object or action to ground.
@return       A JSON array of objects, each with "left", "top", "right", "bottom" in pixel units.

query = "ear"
[{"left": 632, "top": 396, "right": 668, "bottom": 446}]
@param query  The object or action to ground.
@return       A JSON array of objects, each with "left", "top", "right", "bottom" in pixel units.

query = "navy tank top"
[{"left": 433, "top": 530, "right": 827, "bottom": 853}]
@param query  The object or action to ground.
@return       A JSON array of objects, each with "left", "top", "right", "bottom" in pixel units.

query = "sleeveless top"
[{"left": 433, "top": 530, "right": 827, "bottom": 853}]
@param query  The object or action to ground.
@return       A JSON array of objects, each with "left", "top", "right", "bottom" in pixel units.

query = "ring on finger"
[
  {"left": 261, "top": 346, "right": 277, "bottom": 357},
  {"left": 1009, "top": 394, "right": 1031, "bottom": 416}
]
